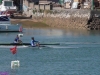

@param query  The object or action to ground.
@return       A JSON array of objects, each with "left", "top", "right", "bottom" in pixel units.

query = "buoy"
[{"left": 11, "top": 60, "right": 20, "bottom": 69}]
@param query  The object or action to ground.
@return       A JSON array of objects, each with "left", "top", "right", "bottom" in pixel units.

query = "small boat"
[
  {"left": 0, "top": 0, "right": 17, "bottom": 16},
  {"left": 0, "top": 15, "right": 22, "bottom": 32}
]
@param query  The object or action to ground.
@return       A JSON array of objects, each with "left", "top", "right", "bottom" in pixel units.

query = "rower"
[
  {"left": 13, "top": 34, "right": 23, "bottom": 44},
  {"left": 31, "top": 37, "right": 39, "bottom": 47}
]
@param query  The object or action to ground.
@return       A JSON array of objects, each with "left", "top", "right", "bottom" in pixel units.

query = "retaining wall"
[{"left": 32, "top": 9, "right": 91, "bottom": 29}]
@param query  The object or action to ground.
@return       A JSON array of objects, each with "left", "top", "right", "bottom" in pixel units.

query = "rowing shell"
[
  {"left": 0, "top": 43, "right": 60, "bottom": 48},
  {"left": 0, "top": 43, "right": 60, "bottom": 46}
]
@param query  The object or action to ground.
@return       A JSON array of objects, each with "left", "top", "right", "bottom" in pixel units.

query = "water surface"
[{"left": 0, "top": 28, "right": 100, "bottom": 75}]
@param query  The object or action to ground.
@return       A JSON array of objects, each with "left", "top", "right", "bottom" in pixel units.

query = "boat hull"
[
  {"left": 0, "top": 43, "right": 60, "bottom": 46},
  {"left": 0, "top": 24, "right": 22, "bottom": 32},
  {"left": 0, "top": 15, "right": 23, "bottom": 32}
]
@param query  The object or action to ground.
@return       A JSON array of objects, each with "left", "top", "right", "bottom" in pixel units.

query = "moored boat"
[
  {"left": 0, "top": 0, "right": 17, "bottom": 16},
  {"left": 0, "top": 15, "right": 22, "bottom": 32}
]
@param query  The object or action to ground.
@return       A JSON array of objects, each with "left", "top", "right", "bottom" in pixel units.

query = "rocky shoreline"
[
  {"left": 11, "top": 9, "right": 99, "bottom": 30},
  {"left": 29, "top": 9, "right": 91, "bottom": 29}
]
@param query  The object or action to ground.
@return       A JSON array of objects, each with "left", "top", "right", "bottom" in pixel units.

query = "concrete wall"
[{"left": 33, "top": 9, "right": 91, "bottom": 29}]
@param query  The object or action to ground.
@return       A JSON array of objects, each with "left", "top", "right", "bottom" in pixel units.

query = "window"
[
  {"left": 4, "top": 1, "right": 12, "bottom": 6},
  {"left": 0, "top": 16, "right": 9, "bottom": 21}
]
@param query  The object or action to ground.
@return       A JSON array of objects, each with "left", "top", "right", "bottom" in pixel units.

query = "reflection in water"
[
  {"left": 10, "top": 69, "right": 18, "bottom": 75},
  {"left": 25, "top": 28, "right": 90, "bottom": 37},
  {"left": 25, "top": 28, "right": 64, "bottom": 36},
  {"left": 0, "top": 28, "right": 100, "bottom": 37}
]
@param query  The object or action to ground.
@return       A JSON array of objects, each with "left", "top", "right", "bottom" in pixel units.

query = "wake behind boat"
[{"left": 0, "top": 45, "right": 28, "bottom": 48}]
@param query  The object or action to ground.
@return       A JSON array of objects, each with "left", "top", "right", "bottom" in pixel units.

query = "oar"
[
  {"left": 36, "top": 42, "right": 40, "bottom": 49},
  {"left": 39, "top": 43, "right": 60, "bottom": 45}
]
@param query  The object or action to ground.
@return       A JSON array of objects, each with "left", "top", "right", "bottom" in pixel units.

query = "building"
[
  {"left": 11, "top": 0, "right": 100, "bottom": 14},
  {"left": 39, "top": 0, "right": 53, "bottom": 10}
]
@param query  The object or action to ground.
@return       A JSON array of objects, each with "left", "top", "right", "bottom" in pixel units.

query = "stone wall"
[{"left": 32, "top": 9, "right": 91, "bottom": 29}]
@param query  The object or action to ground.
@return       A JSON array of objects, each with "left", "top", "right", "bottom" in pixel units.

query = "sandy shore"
[{"left": 11, "top": 18, "right": 49, "bottom": 28}]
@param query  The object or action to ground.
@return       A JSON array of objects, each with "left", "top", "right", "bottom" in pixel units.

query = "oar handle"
[{"left": 36, "top": 42, "right": 40, "bottom": 47}]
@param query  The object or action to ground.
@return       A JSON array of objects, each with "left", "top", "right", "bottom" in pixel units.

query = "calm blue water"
[{"left": 0, "top": 28, "right": 100, "bottom": 75}]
